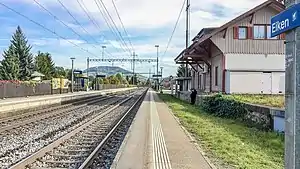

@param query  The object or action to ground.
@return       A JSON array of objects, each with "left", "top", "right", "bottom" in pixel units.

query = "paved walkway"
[{"left": 112, "top": 89, "right": 212, "bottom": 169}]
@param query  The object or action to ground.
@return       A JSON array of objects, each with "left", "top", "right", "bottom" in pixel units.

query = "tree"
[
  {"left": 35, "top": 51, "right": 55, "bottom": 80},
  {"left": 54, "top": 66, "right": 68, "bottom": 78},
  {"left": 115, "top": 73, "right": 123, "bottom": 82},
  {"left": 103, "top": 77, "right": 109, "bottom": 84},
  {"left": 109, "top": 75, "right": 120, "bottom": 84},
  {"left": 11, "top": 26, "right": 34, "bottom": 80},
  {"left": 177, "top": 64, "right": 191, "bottom": 77},
  {"left": 0, "top": 44, "right": 19, "bottom": 80}
]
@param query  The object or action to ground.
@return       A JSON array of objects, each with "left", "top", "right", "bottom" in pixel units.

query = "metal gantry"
[{"left": 86, "top": 57, "right": 158, "bottom": 85}]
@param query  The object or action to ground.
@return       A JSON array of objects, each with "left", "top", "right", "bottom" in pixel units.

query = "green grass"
[
  {"left": 158, "top": 94, "right": 284, "bottom": 169},
  {"left": 228, "top": 94, "right": 284, "bottom": 108}
]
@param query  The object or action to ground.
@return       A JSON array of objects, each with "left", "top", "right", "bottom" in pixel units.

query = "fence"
[
  {"left": 0, "top": 81, "right": 52, "bottom": 98},
  {"left": 0, "top": 80, "right": 131, "bottom": 99}
]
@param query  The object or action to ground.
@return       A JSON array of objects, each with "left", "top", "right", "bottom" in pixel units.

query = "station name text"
[{"left": 272, "top": 19, "right": 289, "bottom": 34}]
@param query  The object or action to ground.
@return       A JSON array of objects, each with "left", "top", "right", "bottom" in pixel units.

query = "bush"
[
  {"left": 202, "top": 93, "right": 248, "bottom": 119},
  {"left": 202, "top": 93, "right": 274, "bottom": 130}
]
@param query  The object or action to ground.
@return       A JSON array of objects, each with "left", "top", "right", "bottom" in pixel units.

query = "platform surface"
[
  {"left": 0, "top": 87, "right": 135, "bottom": 105},
  {"left": 112, "top": 89, "right": 212, "bottom": 169}
]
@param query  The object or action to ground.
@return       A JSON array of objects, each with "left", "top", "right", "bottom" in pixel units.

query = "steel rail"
[
  {"left": 0, "top": 96, "right": 113, "bottom": 133},
  {"left": 9, "top": 91, "right": 142, "bottom": 169},
  {"left": 78, "top": 88, "right": 148, "bottom": 169}
]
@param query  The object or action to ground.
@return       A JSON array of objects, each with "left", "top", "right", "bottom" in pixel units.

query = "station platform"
[
  {"left": 0, "top": 87, "right": 136, "bottom": 117},
  {"left": 112, "top": 89, "right": 214, "bottom": 169}
]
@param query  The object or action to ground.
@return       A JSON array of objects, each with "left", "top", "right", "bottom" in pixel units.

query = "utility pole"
[
  {"left": 70, "top": 57, "right": 75, "bottom": 93},
  {"left": 149, "top": 68, "right": 151, "bottom": 87},
  {"left": 155, "top": 45, "right": 159, "bottom": 91},
  {"left": 284, "top": 1, "right": 300, "bottom": 168},
  {"left": 132, "top": 52, "right": 137, "bottom": 85},
  {"left": 185, "top": 0, "right": 190, "bottom": 91},
  {"left": 86, "top": 57, "right": 89, "bottom": 91},
  {"left": 270, "top": 1, "right": 299, "bottom": 168},
  {"left": 160, "top": 66, "right": 163, "bottom": 90},
  {"left": 102, "top": 46, "right": 106, "bottom": 60}
]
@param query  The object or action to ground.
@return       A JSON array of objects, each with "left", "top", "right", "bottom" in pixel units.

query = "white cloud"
[{"left": 3, "top": 0, "right": 271, "bottom": 76}]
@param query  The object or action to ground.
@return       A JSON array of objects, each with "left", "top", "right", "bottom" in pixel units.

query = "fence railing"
[{"left": 0, "top": 81, "right": 132, "bottom": 99}]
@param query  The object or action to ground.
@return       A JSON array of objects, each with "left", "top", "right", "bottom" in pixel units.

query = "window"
[
  {"left": 253, "top": 25, "right": 265, "bottom": 39},
  {"left": 215, "top": 66, "right": 218, "bottom": 86},
  {"left": 238, "top": 27, "right": 247, "bottom": 39},
  {"left": 267, "top": 25, "right": 278, "bottom": 39}
]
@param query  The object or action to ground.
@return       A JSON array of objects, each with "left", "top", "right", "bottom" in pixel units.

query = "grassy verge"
[
  {"left": 229, "top": 94, "right": 284, "bottom": 108},
  {"left": 158, "top": 94, "right": 284, "bottom": 169}
]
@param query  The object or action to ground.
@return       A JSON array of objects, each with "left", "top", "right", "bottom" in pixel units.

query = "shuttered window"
[{"left": 233, "top": 26, "right": 248, "bottom": 39}]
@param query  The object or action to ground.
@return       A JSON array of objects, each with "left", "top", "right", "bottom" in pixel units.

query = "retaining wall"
[{"left": 174, "top": 91, "right": 285, "bottom": 132}]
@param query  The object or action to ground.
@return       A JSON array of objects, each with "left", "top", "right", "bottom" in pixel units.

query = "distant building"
[
  {"left": 31, "top": 71, "right": 45, "bottom": 81},
  {"left": 175, "top": 0, "right": 285, "bottom": 94}
]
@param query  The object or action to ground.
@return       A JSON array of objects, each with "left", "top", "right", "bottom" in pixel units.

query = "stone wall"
[{"left": 175, "top": 91, "right": 285, "bottom": 132}]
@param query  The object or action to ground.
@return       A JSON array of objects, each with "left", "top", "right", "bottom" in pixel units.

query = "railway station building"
[{"left": 174, "top": 0, "right": 285, "bottom": 94}]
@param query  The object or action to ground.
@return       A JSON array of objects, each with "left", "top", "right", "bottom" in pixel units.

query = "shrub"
[
  {"left": 202, "top": 93, "right": 248, "bottom": 119},
  {"left": 202, "top": 93, "right": 274, "bottom": 131}
]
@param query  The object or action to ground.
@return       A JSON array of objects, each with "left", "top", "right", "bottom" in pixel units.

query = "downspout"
[
  {"left": 222, "top": 54, "right": 226, "bottom": 93},
  {"left": 209, "top": 43, "right": 212, "bottom": 92}
]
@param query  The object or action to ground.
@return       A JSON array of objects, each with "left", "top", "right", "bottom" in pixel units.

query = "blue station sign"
[{"left": 271, "top": 3, "right": 300, "bottom": 37}]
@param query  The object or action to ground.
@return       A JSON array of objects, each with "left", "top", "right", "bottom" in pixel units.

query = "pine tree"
[
  {"left": 35, "top": 51, "right": 55, "bottom": 80},
  {"left": 11, "top": 26, "right": 34, "bottom": 80},
  {"left": 177, "top": 64, "right": 191, "bottom": 77},
  {"left": 0, "top": 44, "right": 20, "bottom": 80}
]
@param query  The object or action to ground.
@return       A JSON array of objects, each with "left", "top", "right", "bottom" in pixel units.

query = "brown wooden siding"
[{"left": 211, "top": 6, "right": 285, "bottom": 54}]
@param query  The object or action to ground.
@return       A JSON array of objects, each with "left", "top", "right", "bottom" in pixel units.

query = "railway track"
[
  {"left": 7, "top": 88, "right": 147, "bottom": 169},
  {"left": 0, "top": 89, "right": 142, "bottom": 169},
  {"left": 0, "top": 90, "right": 132, "bottom": 130}
]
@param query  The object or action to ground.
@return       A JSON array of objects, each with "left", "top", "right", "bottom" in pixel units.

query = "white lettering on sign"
[{"left": 272, "top": 19, "right": 290, "bottom": 34}]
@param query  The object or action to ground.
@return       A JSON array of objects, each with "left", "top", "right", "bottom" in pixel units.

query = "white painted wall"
[
  {"left": 226, "top": 71, "right": 285, "bottom": 94},
  {"left": 211, "top": 54, "right": 223, "bottom": 92},
  {"left": 225, "top": 53, "right": 285, "bottom": 70}
]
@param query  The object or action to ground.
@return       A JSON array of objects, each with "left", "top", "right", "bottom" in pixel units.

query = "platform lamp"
[
  {"left": 155, "top": 45, "right": 159, "bottom": 91},
  {"left": 70, "top": 57, "right": 75, "bottom": 93}
]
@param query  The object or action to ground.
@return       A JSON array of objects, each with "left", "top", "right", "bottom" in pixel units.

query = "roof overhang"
[{"left": 174, "top": 39, "right": 212, "bottom": 65}]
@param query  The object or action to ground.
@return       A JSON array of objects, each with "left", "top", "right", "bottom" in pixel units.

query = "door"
[{"left": 262, "top": 72, "right": 272, "bottom": 94}]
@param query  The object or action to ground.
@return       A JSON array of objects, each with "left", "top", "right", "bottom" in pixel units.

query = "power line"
[
  {"left": 32, "top": 0, "right": 101, "bottom": 51},
  {"left": 93, "top": 0, "right": 131, "bottom": 56},
  {"left": 163, "top": 0, "right": 186, "bottom": 57},
  {"left": 77, "top": 0, "right": 127, "bottom": 57},
  {"left": 0, "top": 1, "right": 99, "bottom": 58},
  {"left": 56, "top": 0, "right": 113, "bottom": 58},
  {"left": 95, "top": 0, "right": 132, "bottom": 55},
  {"left": 111, "top": 0, "right": 134, "bottom": 52},
  {"left": 93, "top": 0, "right": 128, "bottom": 55}
]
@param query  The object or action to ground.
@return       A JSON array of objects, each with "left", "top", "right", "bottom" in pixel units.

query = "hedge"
[{"left": 201, "top": 93, "right": 273, "bottom": 131}]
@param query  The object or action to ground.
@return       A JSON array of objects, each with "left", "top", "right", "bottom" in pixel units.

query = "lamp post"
[
  {"left": 160, "top": 66, "right": 163, "bottom": 89},
  {"left": 102, "top": 46, "right": 106, "bottom": 60},
  {"left": 155, "top": 45, "right": 159, "bottom": 91},
  {"left": 70, "top": 57, "right": 75, "bottom": 93}
]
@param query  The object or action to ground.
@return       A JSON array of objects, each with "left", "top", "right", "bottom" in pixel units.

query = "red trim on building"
[{"left": 222, "top": 54, "right": 226, "bottom": 93}]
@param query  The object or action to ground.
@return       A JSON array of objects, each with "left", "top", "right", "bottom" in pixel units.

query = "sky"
[{"left": 0, "top": 0, "right": 268, "bottom": 77}]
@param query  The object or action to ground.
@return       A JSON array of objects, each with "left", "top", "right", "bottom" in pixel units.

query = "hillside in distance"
[{"left": 83, "top": 66, "right": 147, "bottom": 80}]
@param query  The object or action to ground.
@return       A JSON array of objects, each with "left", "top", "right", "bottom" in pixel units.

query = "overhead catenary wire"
[
  {"left": 32, "top": 0, "right": 104, "bottom": 56},
  {"left": 95, "top": 0, "right": 132, "bottom": 55},
  {"left": 77, "top": 0, "right": 128, "bottom": 57},
  {"left": 93, "top": 0, "right": 129, "bottom": 56},
  {"left": 111, "top": 0, "right": 134, "bottom": 52},
  {"left": 0, "top": 1, "right": 100, "bottom": 58},
  {"left": 163, "top": 0, "right": 186, "bottom": 57},
  {"left": 56, "top": 0, "right": 116, "bottom": 58}
]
